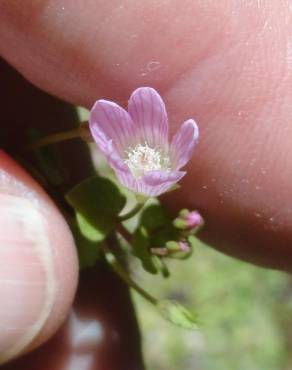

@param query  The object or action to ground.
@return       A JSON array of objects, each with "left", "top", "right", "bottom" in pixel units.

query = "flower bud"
[
  {"left": 178, "top": 241, "right": 191, "bottom": 252},
  {"left": 165, "top": 240, "right": 192, "bottom": 259},
  {"left": 173, "top": 209, "right": 203, "bottom": 231}
]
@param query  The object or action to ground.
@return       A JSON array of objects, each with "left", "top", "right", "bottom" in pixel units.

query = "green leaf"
[
  {"left": 139, "top": 204, "right": 169, "bottom": 231},
  {"left": 133, "top": 226, "right": 158, "bottom": 274},
  {"left": 151, "top": 224, "right": 178, "bottom": 248},
  {"left": 76, "top": 212, "right": 104, "bottom": 242},
  {"left": 133, "top": 203, "right": 179, "bottom": 276},
  {"left": 157, "top": 300, "right": 198, "bottom": 329},
  {"left": 139, "top": 204, "right": 179, "bottom": 248},
  {"left": 66, "top": 176, "right": 126, "bottom": 241},
  {"left": 73, "top": 228, "right": 102, "bottom": 269}
]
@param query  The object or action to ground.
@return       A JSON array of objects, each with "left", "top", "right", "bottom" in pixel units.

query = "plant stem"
[
  {"left": 116, "top": 223, "right": 132, "bottom": 244},
  {"left": 27, "top": 128, "right": 81, "bottom": 150},
  {"left": 104, "top": 244, "right": 158, "bottom": 306},
  {"left": 118, "top": 201, "right": 145, "bottom": 221}
]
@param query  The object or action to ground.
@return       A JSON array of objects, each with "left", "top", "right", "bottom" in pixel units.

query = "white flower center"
[{"left": 124, "top": 143, "right": 170, "bottom": 178}]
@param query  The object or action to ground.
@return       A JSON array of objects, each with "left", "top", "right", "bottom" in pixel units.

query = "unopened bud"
[
  {"left": 173, "top": 209, "right": 203, "bottom": 231},
  {"left": 185, "top": 211, "right": 203, "bottom": 229},
  {"left": 151, "top": 240, "right": 192, "bottom": 259},
  {"left": 165, "top": 240, "right": 192, "bottom": 258},
  {"left": 178, "top": 241, "right": 191, "bottom": 252}
]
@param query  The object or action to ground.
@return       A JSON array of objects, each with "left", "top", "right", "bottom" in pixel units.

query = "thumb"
[{"left": 0, "top": 151, "right": 78, "bottom": 365}]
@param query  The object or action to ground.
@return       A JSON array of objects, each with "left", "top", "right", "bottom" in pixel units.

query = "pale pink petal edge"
[{"left": 170, "top": 119, "right": 199, "bottom": 170}]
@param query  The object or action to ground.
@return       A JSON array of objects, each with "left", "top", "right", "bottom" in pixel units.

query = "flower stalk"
[
  {"left": 104, "top": 245, "right": 158, "bottom": 306},
  {"left": 116, "top": 223, "right": 132, "bottom": 244},
  {"left": 118, "top": 200, "right": 146, "bottom": 221},
  {"left": 27, "top": 121, "right": 92, "bottom": 150}
]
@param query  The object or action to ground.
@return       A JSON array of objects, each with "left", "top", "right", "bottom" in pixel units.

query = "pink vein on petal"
[
  {"left": 89, "top": 100, "right": 135, "bottom": 155},
  {"left": 128, "top": 87, "right": 169, "bottom": 149}
]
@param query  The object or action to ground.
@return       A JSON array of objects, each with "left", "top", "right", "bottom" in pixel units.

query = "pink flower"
[{"left": 89, "top": 87, "right": 199, "bottom": 197}]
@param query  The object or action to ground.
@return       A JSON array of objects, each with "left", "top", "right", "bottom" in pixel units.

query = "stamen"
[{"left": 124, "top": 142, "right": 170, "bottom": 178}]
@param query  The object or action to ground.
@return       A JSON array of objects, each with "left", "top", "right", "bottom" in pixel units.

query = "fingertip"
[{"left": 0, "top": 151, "right": 78, "bottom": 364}]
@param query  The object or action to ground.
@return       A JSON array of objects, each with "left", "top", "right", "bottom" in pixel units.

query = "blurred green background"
[{"left": 132, "top": 241, "right": 292, "bottom": 370}]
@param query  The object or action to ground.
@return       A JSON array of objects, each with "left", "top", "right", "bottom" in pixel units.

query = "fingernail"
[{"left": 0, "top": 193, "right": 56, "bottom": 364}]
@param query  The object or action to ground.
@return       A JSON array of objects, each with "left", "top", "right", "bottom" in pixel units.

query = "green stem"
[
  {"left": 27, "top": 128, "right": 81, "bottom": 150},
  {"left": 118, "top": 201, "right": 145, "bottom": 221},
  {"left": 116, "top": 223, "right": 132, "bottom": 244},
  {"left": 104, "top": 245, "right": 158, "bottom": 306}
]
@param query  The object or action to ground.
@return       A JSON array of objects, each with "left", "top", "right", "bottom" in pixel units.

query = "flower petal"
[
  {"left": 143, "top": 170, "right": 185, "bottom": 196},
  {"left": 115, "top": 170, "right": 185, "bottom": 197},
  {"left": 89, "top": 100, "right": 135, "bottom": 155},
  {"left": 105, "top": 140, "right": 129, "bottom": 173},
  {"left": 115, "top": 170, "right": 140, "bottom": 193},
  {"left": 170, "top": 119, "right": 199, "bottom": 170},
  {"left": 128, "top": 87, "right": 169, "bottom": 149},
  {"left": 89, "top": 123, "right": 129, "bottom": 173},
  {"left": 143, "top": 170, "right": 186, "bottom": 186}
]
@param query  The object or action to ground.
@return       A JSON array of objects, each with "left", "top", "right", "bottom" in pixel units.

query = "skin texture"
[
  {"left": 3, "top": 266, "right": 143, "bottom": 370},
  {"left": 0, "top": 0, "right": 292, "bottom": 365},
  {"left": 0, "top": 151, "right": 78, "bottom": 362}
]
